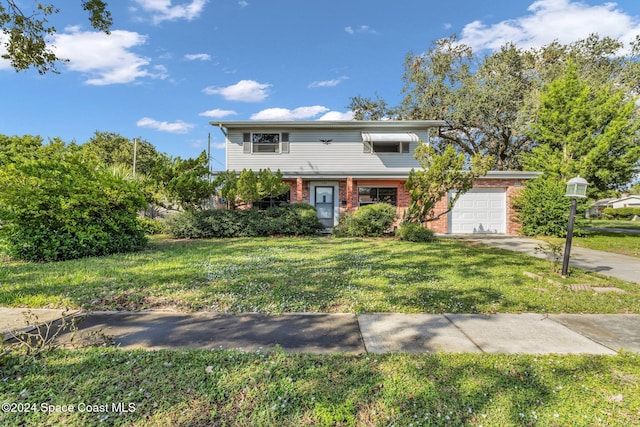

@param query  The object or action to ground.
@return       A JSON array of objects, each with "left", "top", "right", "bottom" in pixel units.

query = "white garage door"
[{"left": 449, "top": 188, "right": 506, "bottom": 234}]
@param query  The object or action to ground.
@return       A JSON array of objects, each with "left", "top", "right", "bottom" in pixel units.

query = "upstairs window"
[
  {"left": 243, "top": 132, "right": 289, "bottom": 154},
  {"left": 253, "top": 133, "right": 279, "bottom": 153},
  {"left": 361, "top": 132, "right": 417, "bottom": 154},
  {"left": 371, "top": 141, "right": 411, "bottom": 153}
]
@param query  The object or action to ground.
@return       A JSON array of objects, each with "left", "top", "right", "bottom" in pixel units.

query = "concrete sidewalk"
[
  {"left": 454, "top": 235, "right": 640, "bottom": 285},
  {"left": 2, "top": 308, "right": 639, "bottom": 355}
]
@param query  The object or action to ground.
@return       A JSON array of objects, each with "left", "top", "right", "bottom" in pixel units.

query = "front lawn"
[
  {"left": 588, "top": 219, "right": 640, "bottom": 231},
  {"left": 1, "top": 348, "right": 638, "bottom": 427},
  {"left": 1, "top": 236, "right": 638, "bottom": 314},
  {"left": 541, "top": 229, "right": 640, "bottom": 258}
]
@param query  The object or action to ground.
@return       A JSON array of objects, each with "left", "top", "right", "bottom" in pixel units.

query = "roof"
[
  {"left": 613, "top": 195, "right": 640, "bottom": 203},
  {"left": 214, "top": 120, "right": 448, "bottom": 131},
  {"left": 590, "top": 198, "right": 616, "bottom": 207}
]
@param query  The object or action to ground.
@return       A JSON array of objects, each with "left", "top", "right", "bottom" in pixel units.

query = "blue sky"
[{"left": 1, "top": 0, "right": 639, "bottom": 167}]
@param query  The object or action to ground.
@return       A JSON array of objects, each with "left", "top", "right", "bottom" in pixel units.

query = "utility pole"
[
  {"left": 133, "top": 138, "right": 137, "bottom": 178},
  {"left": 207, "top": 133, "right": 211, "bottom": 183}
]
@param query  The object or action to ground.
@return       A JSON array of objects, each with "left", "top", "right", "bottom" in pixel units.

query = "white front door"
[
  {"left": 310, "top": 182, "right": 339, "bottom": 227},
  {"left": 449, "top": 188, "right": 506, "bottom": 234}
]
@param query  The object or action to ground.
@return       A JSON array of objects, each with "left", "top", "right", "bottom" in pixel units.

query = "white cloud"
[
  {"left": 185, "top": 53, "right": 211, "bottom": 61},
  {"left": 199, "top": 108, "right": 238, "bottom": 118},
  {"left": 137, "top": 117, "right": 195, "bottom": 133},
  {"left": 344, "top": 25, "right": 377, "bottom": 35},
  {"left": 203, "top": 80, "right": 271, "bottom": 102},
  {"left": 459, "top": 0, "right": 640, "bottom": 51},
  {"left": 134, "top": 0, "right": 209, "bottom": 24},
  {"left": 318, "top": 111, "right": 355, "bottom": 121},
  {"left": 250, "top": 106, "right": 330, "bottom": 120},
  {"left": 50, "top": 27, "right": 165, "bottom": 85},
  {"left": 308, "top": 76, "right": 348, "bottom": 88},
  {"left": 238, "top": 1, "right": 249, "bottom": 7}
]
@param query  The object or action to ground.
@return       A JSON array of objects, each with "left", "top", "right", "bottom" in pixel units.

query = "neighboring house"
[
  {"left": 610, "top": 195, "right": 640, "bottom": 209},
  {"left": 214, "top": 120, "right": 538, "bottom": 234},
  {"left": 587, "top": 198, "right": 616, "bottom": 218},
  {"left": 588, "top": 195, "right": 640, "bottom": 218}
]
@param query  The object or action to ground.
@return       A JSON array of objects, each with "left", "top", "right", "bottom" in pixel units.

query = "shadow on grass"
[{"left": 1, "top": 237, "right": 637, "bottom": 314}]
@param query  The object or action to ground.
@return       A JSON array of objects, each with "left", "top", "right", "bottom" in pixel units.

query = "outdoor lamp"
[
  {"left": 562, "top": 176, "right": 589, "bottom": 277},
  {"left": 565, "top": 176, "right": 589, "bottom": 198}
]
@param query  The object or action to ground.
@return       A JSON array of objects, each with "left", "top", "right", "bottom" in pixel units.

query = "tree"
[
  {"left": 521, "top": 62, "right": 640, "bottom": 197},
  {"left": 1, "top": 0, "right": 112, "bottom": 74},
  {"left": 214, "top": 170, "right": 239, "bottom": 210},
  {"left": 257, "top": 169, "right": 290, "bottom": 207},
  {"left": 166, "top": 151, "right": 213, "bottom": 211},
  {"left": 349, "top": 34, "right": 640, "bottom": 172},
  {"left": 392, "top": 37, "right": 536, "bottom": 170},
  {"left": 82, "top": 131, "right": 176, "bottom": 209},
  {"left": 0, "top": 139, "right": 147, "bottom": 261},
  {"left": 236, "top": 169, "right": 260, "bottom": 207},
  {"left": 404, "top": 143, "right": 493, "bottom": 224},
  {"left": 214, "top": 168, "right": 290, "bottom": 209},
  {"left": 0, "top": 134, "right": 43, "bottom": 165}
]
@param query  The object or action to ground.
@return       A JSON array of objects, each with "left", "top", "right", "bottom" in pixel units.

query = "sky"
[{"left": 1, "top": 0, "right": 639, "bottom": 168}]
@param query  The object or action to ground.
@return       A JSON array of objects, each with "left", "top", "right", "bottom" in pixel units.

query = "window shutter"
[
  {"left": 401, "top": 141, "right": 410, "bottom": 153},
  {"left": 363, "top": 141, "right": 372, "bottom": 153},
  {"left": 281, "top": 133, "right": 289, "bottom": 153},
  {"left": 243, "top": 133, "right": 251, "bottom": 154}
]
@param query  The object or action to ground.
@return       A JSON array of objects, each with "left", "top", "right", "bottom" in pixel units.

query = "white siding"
[{"left": 226, "top": 129, "right": 431, "bottom": 175}]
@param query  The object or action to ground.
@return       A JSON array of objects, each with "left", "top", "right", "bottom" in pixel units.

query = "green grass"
[
  {"left": 588, "top": 219, "right": 640, "bottom": 231},
  {"left": 1, "top": 236, "right": 638, "bottom": 314},
  {"left": 541, "top": 229, "right": 640, "bottom": 258},
  {"left": 1, "top": 348, "right": 638, "bottom": 426}
]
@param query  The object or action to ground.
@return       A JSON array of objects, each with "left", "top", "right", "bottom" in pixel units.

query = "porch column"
[
  {"left": 296, "top": 177, "right": 303, "bottom": 203},
  {"left": 346, "top": 177, "right": 354, "bottom": 210}
]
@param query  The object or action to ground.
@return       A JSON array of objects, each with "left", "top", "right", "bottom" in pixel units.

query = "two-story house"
[{"left": 215, "top": 120, "right": 538, "bottom": 234}]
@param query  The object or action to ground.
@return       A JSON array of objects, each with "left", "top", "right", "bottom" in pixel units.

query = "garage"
[{"left": 449, "top": 188, "right": 506, "bottom": 234}]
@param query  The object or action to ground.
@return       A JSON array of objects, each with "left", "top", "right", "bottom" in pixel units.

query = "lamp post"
[{"left": 562, "top": 176, "right": 589, "bottom": 278}]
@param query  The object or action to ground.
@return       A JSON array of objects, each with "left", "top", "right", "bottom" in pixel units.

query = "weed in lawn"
[
  {"left": 534, "top": 242, "right": 564, "bottom": 273},
  {"left": 3, "top": 310, "right": 114, "bottom": 360}
]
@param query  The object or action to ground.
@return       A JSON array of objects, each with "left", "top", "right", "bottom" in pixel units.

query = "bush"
[
  {"left": 396, "top": 222, "right": 435, "bottom": 242},
  {"left": 512, "top": 175, "right": 587, "bottom": 237},
  {"left": 603, "top": 207, "right": 640, "bottom": 220},
  {"left": 164, "top": 203, "right": 323, "bottom": 238},
  {"left": 137, "top": 216, "right": 166, "bottom": 235},
  {"left": 0, "top": 142, "right": 147, "bottom": 262},
  {"left": 335, "top": 203, "right": 396, "bottom": 237}
]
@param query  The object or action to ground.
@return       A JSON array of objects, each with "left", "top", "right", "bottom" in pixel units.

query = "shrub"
[
  {"left": 512, "top": 175, "right": 587, "bottom": 237},
  {"left": 165, "top": 203, "right": 323, "bottom": 238},
  {"left": 0, "top": 142, "right": 147, "bottom": 262},
  {"left": 396, "top": 222, "right": 435, "bottom": 242},
  {"left": 336, "top": 203, "right": 396, "bottom": 237},
  {"left": 603, "top": 207, "right": 640, "bottom": 220},
  {"left": 137, "top": 216, "right": 166, "bottom": 235}
]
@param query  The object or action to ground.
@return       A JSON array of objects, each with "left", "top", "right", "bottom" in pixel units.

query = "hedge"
[
  {"left": 164, "top": 203, "right": 324, "bottom": 238},
  {"left": 603, "top": 207, "right": 640, "bottom": 220}
]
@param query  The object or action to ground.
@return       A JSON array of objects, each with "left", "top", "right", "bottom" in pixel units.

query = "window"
[
  {"left": 371, "top": 141, "right": 411, "bottom": 153},
  {"left": 358, "top": 187, "right": 397, "bottom": 206},
  {"left": 253, "top": 190, "right": 291, "bottom": 210},
  {"left": 243, "top": 132, "right": 290, "bottom": 154},
  {"left": 253, "top": 133, "right": 280, "bottom": 153},
  {"left": 361, "top": 132, "right": 416, "bottom": 154}
]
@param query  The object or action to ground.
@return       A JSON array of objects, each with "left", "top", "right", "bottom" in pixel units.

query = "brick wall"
[{"left": 286, "top": 177, "right": 526, "bottom": 235}]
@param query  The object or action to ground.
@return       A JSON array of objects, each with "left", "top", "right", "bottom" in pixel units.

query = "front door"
[{"left": 315, "top": 186, "right": 334, "bottom": 228}]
